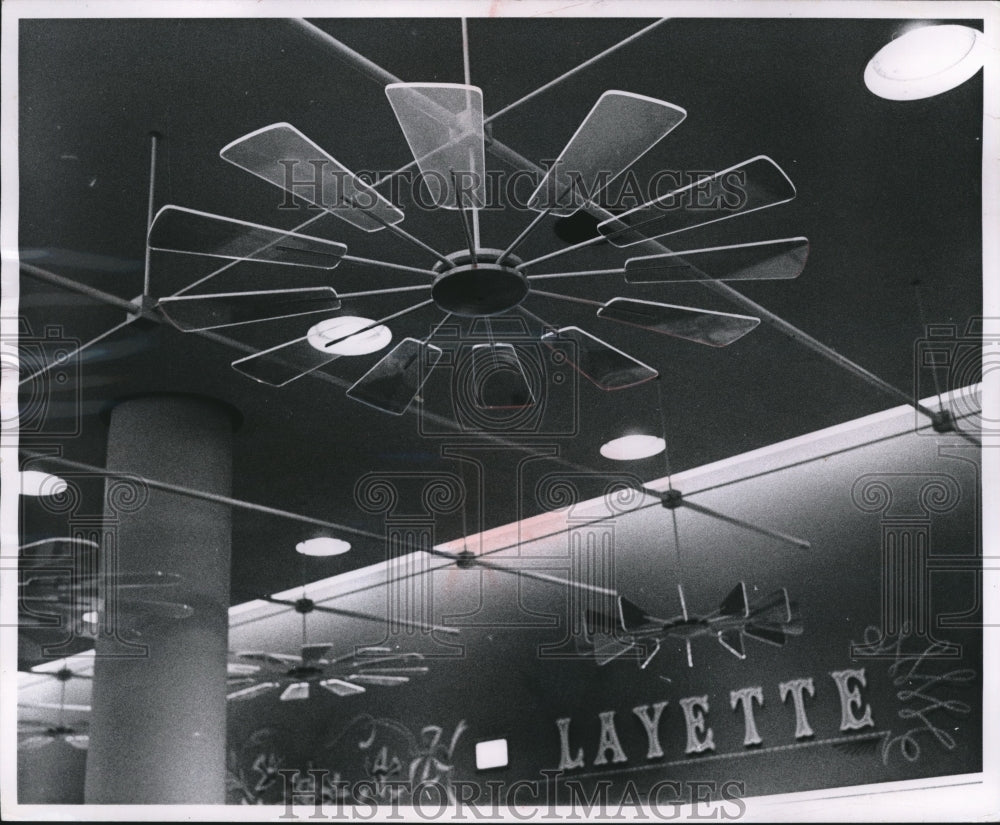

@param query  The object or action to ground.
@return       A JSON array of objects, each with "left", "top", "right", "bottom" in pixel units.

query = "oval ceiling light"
[
  {"left": 306, "top": 316, "right": 391, "bottom": 356},
  {"left": 864, "top": 24, "right": 985, "bottom": 100},
  {"left": 296, "top": 537, "right": 352, "bottom": 557},
  {"left": 20, "top": 470, "right": 69, "bottom": 497},
  {"left": 600, "top": 434, "right": 666, "bottom": 461}
]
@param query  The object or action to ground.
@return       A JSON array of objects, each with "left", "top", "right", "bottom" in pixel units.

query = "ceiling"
[{"left": 15, "top": 14, "right": 984, "bottom": 624}]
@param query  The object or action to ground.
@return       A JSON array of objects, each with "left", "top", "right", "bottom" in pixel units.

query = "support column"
[{"left": 84, "top": 394, "right": 236, "bottom": 804}]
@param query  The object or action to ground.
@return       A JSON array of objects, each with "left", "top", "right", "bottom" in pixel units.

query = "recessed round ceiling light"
[
  {"left": 306, "top": 316, "right": 391, "bottom": 356},
  {"left": 296, "top": 537, "right": 352, "bottom": 557},
  {"left": 600, "top": 434, "right": 666, "bottom": 461},
  {"left": 20, "top": 470, "right": 69, "bottom": 497},
  {"left": 864, "top": 24, "right": 985, "bottom": 100}
]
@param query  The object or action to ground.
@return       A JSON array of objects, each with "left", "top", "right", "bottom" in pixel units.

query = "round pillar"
[{"left": 84, "top": 394, "right": 236, "bottom": 804}]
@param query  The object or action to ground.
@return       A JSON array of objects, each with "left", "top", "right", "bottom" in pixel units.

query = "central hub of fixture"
[{"left": 432, "top": 248, "right": 529, "bottom": 317}]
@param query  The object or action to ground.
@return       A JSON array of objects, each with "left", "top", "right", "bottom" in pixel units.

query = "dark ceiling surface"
[{"left": 16, "top": 15, "right": 983, "bottom": 608}]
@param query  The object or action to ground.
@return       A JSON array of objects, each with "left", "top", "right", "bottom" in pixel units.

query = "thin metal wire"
[
  {"left": 913, "top": 280, "right": 945, "bottom": 411},
  {"left": 461, "top": 17, "right": 481, "bottom": 250},
  {"left": 19, "top": 317, "right": 137, "bottom": 387},
  {"left": 143, "top": 133, "right": 159, "bottom": 297},
  {"left": 171, "top": 211, "right": 330, "bottom": 297},
  {"left": 528, "top": 267, "right": 623, "bottom": 281},
  {"left": 337, "top": 284, "right": 432, "bottom": 300},
  {"left": 529, "top": 288, "right": 602, "bottom": 308},
  {"left": 517, "top": 235, "right": 605, "bottom": 269},
  {"left": 341, "top": 254, "right": 439, "bottom": 278},
  {"left": 498, "top": 208, "right": 552, "bottom": 263},
  {"left": 19, "top": 451, "right": 386, "bottom": 542},
  {"left": 452, "top": 170, "right": 478, "bottom": 260},
  {"left": 483, "top": 19, "right": 670, "bottom": 125}
]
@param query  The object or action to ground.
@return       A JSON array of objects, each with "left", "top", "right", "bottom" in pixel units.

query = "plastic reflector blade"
[
  {"left": 591, "top": 633, "right": 637, "bottom": 665},
  {"left": 385, "top": 83, "right": 486, "bottom": 209},
  {"left": 347, "top": 674, "right": 411, "bottom": 687},
  {"left": 743, "top": 623, "right": 787, "bottom": 647},
  {"left": 470, "top": 343, "right": 537, "bottom": 409},
  {"left": 597, "top": 298, "right": 760, "bottom": 347},
  {"left": 159, "top": 288, "right": 342, "bottom": 332},
  {"left": 227, "top": 682, "right": 280, "bottom": 701},
  {"left": 279, "top": 682, "right": 311, "bottom": 701},
  {"left": 528, "top": 91, "right": 686, "bottom": 216},
  {"left": 148, "top": 206, "right": 347, "bottom": 268},
  {"left": 717, "top": 629, "right": 746, "bottom": 659},
  {"left": 598, "top": 156, "right": 796, "bottom": 247},
  {"left": 625, "top": 237, "right": 809, "bottom": 283},
  {"left": 232, "top": 335, "right": 341, "bottom": 387},
  {"left": 220, "top": 123, "right": 404, "bottom": 232},
  {"left": 540, "top": 326, "right": 657, "bottom": 390},
  {"left": 320, "top": 678, "right": 367, "bottom": 697},
  {"left": 346, "top": 337, "right": 443, "bottom": 415}
]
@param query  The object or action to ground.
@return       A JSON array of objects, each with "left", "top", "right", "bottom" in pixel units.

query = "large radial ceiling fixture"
[{"left": 150, "top": 35, "right": 809, "bottom": 419}]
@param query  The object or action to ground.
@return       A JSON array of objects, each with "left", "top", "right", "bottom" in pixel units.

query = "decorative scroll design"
[{"left": 854, "top": 627, "right": 975, "bottom": 766}]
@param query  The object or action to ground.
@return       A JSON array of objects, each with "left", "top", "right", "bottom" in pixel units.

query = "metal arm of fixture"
[{"left": 285, "top": 18, "right": 952, "bottom": 430}]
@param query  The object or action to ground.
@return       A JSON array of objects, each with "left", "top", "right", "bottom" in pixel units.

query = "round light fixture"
[
  {"left": 864, "top": 24, "right": 985, "bottom": 100},
  {"left": 306, "top": 316, "right": 391, "bottom": 356},
  {"left": 600, "top": 434, "right": 666, "bottom": 461},
  {"left": 296, "top": 537, "right": 352, "bottom": 557},
  {"left": 20, "top": 470, "right": 69, "bottom": 497}
]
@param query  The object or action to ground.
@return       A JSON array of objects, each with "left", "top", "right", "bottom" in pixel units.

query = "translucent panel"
[
  {"left": 220, "top": 123, "right": 404, "bottom": 232},
  {"left": 19, "top": 735, "right": 57, "bottom": 751},
  {"left": 354, "top": 666, "right": 429, "bottom": 675},
  {"left": 347, "top": 674, "right": 410, "bottom": 687},
  {"left": 227, "top": 662, "right": 262, "bottom": 677},
  {"left": 385, "top": 84, "right": 486, "bottom": 209},
  {"left": 528, "top": 91, "right": 686, "bottom": 216},
  {"left": 279, "top": 682, "right": 311, "bottom": 701},
  {"left": 234, "top": 651, "right": 301, "bottom": 669},
  {"left": 346, "top": 337, "right": 443, "bottom": 415},
  {"left": 624, "top": 237, "right": 809, "bottom": 284},
  {"left": 540, "top": 326, "right": 657, "bottom": 390},
  {"left": 470, "top": 343, "right": 536, "bottom": 409},
  {"left": 66, "top": 734, "right": 90, "bottom": 750},
  {"left": 232, "top": 334, "right": 341, "bottom": 387},
  {"left": 227, "top": 682, "right": 279, "bottom": 701},
  {"left": 148, "top": 206, "right": 347, "bottom": 268},
  {"left": 590, "top": 632, "right": 637, "bottom": 665},
  {"left": 598, "top": 156, "right": 797, "bottom": 248},
  {"left": 159, "top": 288, "right": 342, "bottom": 332},
  {"left": 320, "top": 678, "right": 366, "bottom": 697},
  {"left": 596, "top": 298, "right": 760, "bottom": 347}
]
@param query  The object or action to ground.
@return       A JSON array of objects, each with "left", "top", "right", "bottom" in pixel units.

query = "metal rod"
[
  {"left": 20, "top": 263, "right": 141, "bottom": 314},
  {"left": 484, "top": 18, "right": 670, "bottom": 124},
  {"left": 498, "top": 208, "right": 551, "bottom": 263},
  {"left": 342, "top": 193, "right": 452, "bottom": 266},
  {"left": 678, "top": 498, "right": 811, "bottom": 550},
  {"left": 20, "top": 451, "right": 386, "bottom": 542},
  {"left": 528, "top": 267, "right": 623, "bottom": 281},
  {"left": 337, "top": 284, "right": 433, "bottom": 300},
  {"left": 172, "top": 210, "right": 330, "bottom": 297},
  {"left": 517, "top": 235, "right": 605, "bottom": 269},
  {"left": 426, "top": 548, "right": 618, "bottom": 597},
  {"left": 259, "top": 594, "right": 461, "bottom": 636},
  {"left": 341, "top": 254, "right": 439, "bottom": 278},
  {"left": 19, "top": 317, "right": 137, "bottom": 387},
  {"left": 529, "top": 288, "right": 602, "bottom": 308},
  {"left": 143, "top": 132, "right": 159, "bottom": 297},
  {"left": 453, "top": 172, "right": 478, "bottom": 260}
]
